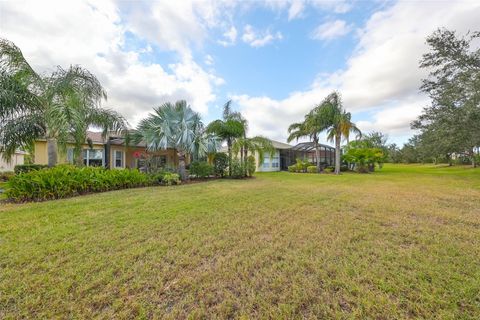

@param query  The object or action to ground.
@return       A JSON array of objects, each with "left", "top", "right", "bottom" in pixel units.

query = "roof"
[
  {"left": 291, "top": 142, "right": 335, "bottom": 152},
  {"left": 269, "top": 140, "right": 293, "bottom": 150},
  {"left": 86, "top": 131, "right": 106, "bottom": 144}
]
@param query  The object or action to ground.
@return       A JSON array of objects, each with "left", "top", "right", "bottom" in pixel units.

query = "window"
[
  {"left": 67, "top": 148, "right": 74, "bottom": 164},
  {"left": 271, "top": 156, "right": 280, "bottom": 168},
  {"left": 82, "top": 149, "right": 104, "bottom": 167},
  {"left": 262, "top": 155, "right": 270, "bottom": 169},
  {"left": 114, "top": 150, "right": 124, "bottom": 168}
]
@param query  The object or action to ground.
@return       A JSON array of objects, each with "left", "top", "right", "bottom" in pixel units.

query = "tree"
[
  {"left": 287, "top": 109, "right": 329, "bottom": 173},
  {"left": 0, "top": 39, "right": 126, "bottom": 166},
  {"left": 343, "top": 140, "right": 385, "bottom": 173},
  {"left": 413, "top": 29, "right": 480, "bottom": 167},
  {"left": 315, "top": 92, "right": 361, "bottom": 174},
  {"left": 232, "top": 135, "right": 274, "bottom": 176},
  {"left": 134, "top": 100, "right": 217, "bottom": 181},
  {"left": 206, "top": 100, "right": 245, "bottom": 176}
]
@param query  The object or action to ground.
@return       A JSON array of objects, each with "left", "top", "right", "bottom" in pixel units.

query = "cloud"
[
  {"left": 0, "top": 0, "right": 224, "bottom": 126},
  {"left": 205, "top": 54, "right": 214, "bottom": 66},
  {"left": 234, "top": 1, "right": 480, "bottom": 143},
  {"left": 218, "top": 26, "right": 238, "bottom": 46},
  {"left": 288, "top": 0, "right": 305, "bottom": 20},
  {"left": 242, "top": 25, "right": 283, "bottom": 47},
  {"left": 264, "top": 0, "right": 353, "bottom": 18},
  {"left": 311, "top": 20, "right": 352, "bottom": 40}
]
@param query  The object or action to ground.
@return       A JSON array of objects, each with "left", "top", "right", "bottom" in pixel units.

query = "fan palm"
[
  {"left": 206, "top": 100, "right": 245, "bottom": 176},
  {"left": 134, "top": 100, "right": 217, "bottom": 180},
  {"left": 0, "top": 39, "right": 126, "bottom": 166},
  {"left": 315, "top": 92, "right": 361, "bottom": 174}
]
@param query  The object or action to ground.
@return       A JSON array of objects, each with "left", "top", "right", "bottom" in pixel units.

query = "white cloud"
[
  {"left": 311, "top": 20, "right": 352, "bottom": 40},
  {"left": 0, "top": 0, "right": 224, "bottom": 126},
  {"left": 242, "top": 25, "right": 283, "bottom": 47},
  {"left": 234, "top": 1, "right": 480, "bottom": 143},
  {"left": 263, "top": 0, "right": 353, "bottom": 18},
  {"left": 218, "top": 26, "right": 238, "bottom": 46},
  {"left": 205, "top": 54, "right": 214, "bottom": 66},
  {"left": 288, "top": 0, "right": 305, "bottom": 20}
]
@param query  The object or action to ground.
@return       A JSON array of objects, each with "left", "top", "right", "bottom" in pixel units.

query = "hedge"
[
  {"left": 6, "top": 165, "right": 152, "bottom": 202},
  {"left": 14, "top": 164, "right": 48, "bottom": 174}
]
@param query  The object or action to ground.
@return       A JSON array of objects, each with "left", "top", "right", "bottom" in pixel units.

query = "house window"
[
  {"left": 67, "top": 148, "right": 74, "bottom": 164},
  {"left": 114, "top": 150, "right": 124, "bottom": 168},
  {"left": 271, "top": 155, "right": 280, "bottom": 168},
  {"left": 262, "top": 155, "right": 270, "bottom": 169},
  {"left": 82, "top": 149, "right": 104, "bottom": 167}
]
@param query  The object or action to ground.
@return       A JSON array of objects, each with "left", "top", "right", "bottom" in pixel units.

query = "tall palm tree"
[
  {"left": 0, "top": 39, "right": 126, "bottom": 166},
  {"left": 315, "top": 92, "right": 361, "bottom": 174},
  {"left": 206, "top": 100, "right": 245, "bottom": 176},
  {"left": 287, "top": 109, "right": 330, "bottom": 173},
  {"left": 134, "top": 100, "right": 217, "bottom": 181}
]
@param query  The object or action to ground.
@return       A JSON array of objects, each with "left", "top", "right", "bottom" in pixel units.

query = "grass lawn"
[
  {"left": 1, "top": 164, "right": 479, "bottom": 319},
  {"left": 0, "top": 181, "right": 7, "bottom": 200}
]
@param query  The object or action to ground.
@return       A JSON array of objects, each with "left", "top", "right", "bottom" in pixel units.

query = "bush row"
[
  {"left": 6, "top": 165, "right": 180, "bottom": 202},
  {"left": 14, "top": 164, "right": 48, "bottom": 174}
]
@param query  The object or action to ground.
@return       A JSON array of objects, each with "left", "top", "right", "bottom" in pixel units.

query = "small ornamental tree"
[
  {"left": 343, "top": 140, "right": 385, "bottom": 173},
  {"left": 213, "top": 152, "right": 228, "bottom": 177}
]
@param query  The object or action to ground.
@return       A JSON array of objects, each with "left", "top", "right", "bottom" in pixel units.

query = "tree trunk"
[
  {"left": 177, "top": 150, "right": 187, "bottom": 181},
  {"left": 227, "top": 139, "right": 232, "bottom": 177},
  {"left": 472, "top": 148, "right": 477, "bottom": 168},
  {"left": 314, "top": 140, "right": 321, "bottom": 173},
  {"left": 243, "top": 147, "right": 248, "bottom": 177},
  {"left": 47, "top": 137, "right": 58, "bottom": 167},
  {"left": 75, "top": 152, "right": 83, "bottom": 167},
  {"left": 334, "top": 134, "right": 341, "bottom": 175}
]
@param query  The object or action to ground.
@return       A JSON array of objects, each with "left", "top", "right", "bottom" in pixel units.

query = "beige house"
[
  {"left": 226, "top": 139, "right": 336, "bottom": 172},
  {"left": 0, "top": 150, "right": 27, "bottom": 172},
  {"left": 255, "top": 140, "right": 292, "bottom": 172},
  {"left": 34, "top": 131, "right": 181, "bottom": 170}
]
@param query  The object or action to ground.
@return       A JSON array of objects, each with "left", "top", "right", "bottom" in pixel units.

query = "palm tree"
[
  {"left": 315, "top": 92, "right": 361, "bottom": 174},
  {"left": 0, "top": 39, "right": 126, "bottom": 166},
  {"left": 232, "top": 136, "right": 275, "bottom": 175},
  {"left": 206, "top": 100, "right": 245, "bottom": 176},
  {"left": 287, "top": 109, "right": 329, "bottom": 173},
  {"left": 134, "top": 100, "right": 217, "bottom": 181}
]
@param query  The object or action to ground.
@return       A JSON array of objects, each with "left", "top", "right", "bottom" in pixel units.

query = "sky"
[{"left": 1, "top": 0, "right": 479, "bottom": 146}]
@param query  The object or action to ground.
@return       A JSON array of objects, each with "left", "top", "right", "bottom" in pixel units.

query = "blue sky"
[{"left": 1, "top": 0, "right": 479, "bottom": 146}]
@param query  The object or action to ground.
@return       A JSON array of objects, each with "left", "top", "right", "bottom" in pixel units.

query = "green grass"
[
  {"left": 0, "top": 181, "right": 7, "bottom": 200},
  {"left": 1, "top": 164, "right": 479, "bottom": 319}
]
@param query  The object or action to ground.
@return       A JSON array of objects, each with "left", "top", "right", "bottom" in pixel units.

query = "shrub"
[
  {"left": 14, "top": 164, "right": 48, "bottom": 174},
  {"left": 246, "top": 155, "right": 256, "bottom": 177},
  {"left": 288, "top": 165, "right": 297, "bottom": 172},
  {"left": 149, "top": 171, "right": 166, "bottom": 185},
  {"left": 324, "top": 167, "right": 334, "bottom": 173},
  {"left": 0, "top": 171, "right": 15, "bottom": 181},
  {"left": 6, "top": 165, "right": 152, "bottom": 202},
  {"left": 295, "top": 158, "right": 311, "bottom": 173},
  {"left": 213, "top": 153, "right": 228, "bottom": 177},
  {"left": 230, "top": 159, "right": 245, "bottom": 179},
  {"left": 162, "top": 172, "right": 181, "bottom": 186},
  {"left": 307, "top": 166, "right": 317, "bottom": 173},
  {"left": 190, "top": 161, "right": 213, "bottom": 179}
]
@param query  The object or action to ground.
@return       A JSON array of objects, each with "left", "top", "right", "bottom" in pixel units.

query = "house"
[
  {"left": 257, "top": 140, "right": 336, "bottom": 172},
  {"left": 224, "top": 139, "right": 336, "bottom": 172},
  {"left": 33, "top": 131, "right": 181, "bottom": 170},
  {"left": 0, "top": 150, "right": 27, "bottom": 172}
]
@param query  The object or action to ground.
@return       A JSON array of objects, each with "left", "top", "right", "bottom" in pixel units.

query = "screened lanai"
[{"left": 279, "top": 142, "right": 336, "bottom": 171}]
